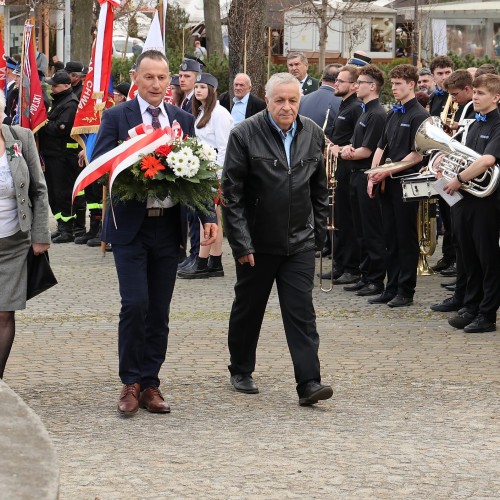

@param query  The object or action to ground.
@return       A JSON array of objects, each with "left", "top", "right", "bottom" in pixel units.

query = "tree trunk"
[
  {"left": 318, "top": 0, "right": 329, "bottom": 71},
  {"left": 228, "top": 0, "right": 266, "bottom": 99},
  {"left": 71, "top": 0, "right": 94, "bottom": 63},
  {"left": 203, "top": 0, "right": 224, "bottom": 58}
]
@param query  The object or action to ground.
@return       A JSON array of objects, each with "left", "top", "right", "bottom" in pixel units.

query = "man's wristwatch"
[{"left": 456, "top": 173, "right": 465, "bottom": 184}]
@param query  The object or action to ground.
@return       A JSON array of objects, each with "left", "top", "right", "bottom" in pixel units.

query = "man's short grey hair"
[
  {"left": 287, "top": 51, "right": 308, "bottom": 65},
  {"left": 0, "top": 89, "right": 5, "bottom": 115},
  {"left": 235, "top": 73, "right": 252, "bottom": 87},
  {"left": 265, "top": 73, "right": 301, "bottom": 98}
]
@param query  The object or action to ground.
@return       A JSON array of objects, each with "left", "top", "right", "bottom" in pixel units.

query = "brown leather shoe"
[
  {"left": 139, "top": 387, "right": 171, "bottom": 413},
  {"left": 117, "top": 383, "right": 140, "bottom": 416}
]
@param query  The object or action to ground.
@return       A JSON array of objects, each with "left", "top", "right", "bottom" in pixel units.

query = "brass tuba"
[
  {"left": 415, "top": 117, "right": 500, "bottom": 198},
  {"left": 417, "top": 199, "right": 437, "bottom": 275}
]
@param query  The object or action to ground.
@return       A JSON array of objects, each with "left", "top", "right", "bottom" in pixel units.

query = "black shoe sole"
[
  {"left": 177, "top": 273, "right": 209, "bottom": 279},
  {"left": 299, "top": 386, "right": 333, "bottom": 406},
  {"left": 208, "top": 270, "right": 224, "bottom": 277},
  {"left": 231, "top": 384, "right": 259, "bottom": 394}
]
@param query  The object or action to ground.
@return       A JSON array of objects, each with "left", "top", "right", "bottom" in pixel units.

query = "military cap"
[
  {"left": 347, "top": 52, "right": 372, "bottom": 67},
  {"left": 170, "top": 74, "right": 180, "bottom": 86},
  {"left": 114, "top": 81, "right": 131, "bottom": 97},
  {"left": 179, "top": 58, "right": 201, "bottom": 73},
  {"left": 196, "top": 73, "right": 218, "bottom": 89},
  {"left": 64, "top": 61, "right": 85, "bottom": 74}
]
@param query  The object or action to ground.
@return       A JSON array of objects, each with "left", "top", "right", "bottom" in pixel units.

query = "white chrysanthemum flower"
[
  {"left": 199, "top": 143, "right": 217, "bottom": 162},
  {"left": 185, "top": 156, "right": 201, "bottom": 177}
]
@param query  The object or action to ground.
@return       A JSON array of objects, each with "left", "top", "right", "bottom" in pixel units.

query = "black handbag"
[{"left": 26, "top": 247, "right": 58, "bottom": 300}]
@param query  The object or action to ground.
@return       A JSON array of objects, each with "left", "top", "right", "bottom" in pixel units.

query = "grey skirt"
[{"left": 0, "top": 230, "right": 31, "bottom": 310}]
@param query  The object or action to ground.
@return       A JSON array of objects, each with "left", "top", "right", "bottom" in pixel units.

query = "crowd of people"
[{"left": 1, "top": 44, "right": 499, "bottom": 415}]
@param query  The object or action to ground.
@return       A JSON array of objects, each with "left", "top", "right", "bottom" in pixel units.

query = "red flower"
[
  {"left": 155, "top": 145, "right": 173, "bottom": 157},
  {"left": 141, "top": 155, "right": 165, "bottom": 179}
]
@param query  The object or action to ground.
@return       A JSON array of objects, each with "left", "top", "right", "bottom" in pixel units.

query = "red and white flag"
[
  {"left": 19, "top": 20, "right": 47, "bottom": 132},
  {"left": 0, "top": 29, "right": 7, "bottom": 93}
]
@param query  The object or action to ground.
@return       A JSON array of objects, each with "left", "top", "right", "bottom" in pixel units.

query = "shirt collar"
[
  {"left": 267, "top": 112, "right": 297, "bottom": 139},
  {"left": 300, "top": 74, "right": 309, "bottom": 85},
  {"left": 233, "top": 92, "right": 250, "bottom": 104},
  {"left": 137, "top": 94, "right": 167, "bottom": 117}
]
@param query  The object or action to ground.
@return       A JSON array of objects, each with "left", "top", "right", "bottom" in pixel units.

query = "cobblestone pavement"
[{"left": 5, "top": 239, "right": 500, "bottom": 499}]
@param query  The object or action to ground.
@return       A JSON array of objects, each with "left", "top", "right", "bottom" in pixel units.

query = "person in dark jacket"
[
  {"left": 38, "top": 70, "right": 81, "bottom": 243},
  {"left": 221, "top": 72, "right": 333, "bottom": 407}
]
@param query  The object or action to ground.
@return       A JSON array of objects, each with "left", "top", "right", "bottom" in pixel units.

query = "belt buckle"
[{"left": 147, "top": 208, "right": 163, "bottom": 217}]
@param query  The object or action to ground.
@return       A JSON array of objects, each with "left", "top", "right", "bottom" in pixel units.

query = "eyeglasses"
[
  {"left": 335, "top": 78, "right": 354, "bottom": 84},
  {"left": 448, "top": 88, "right": 465, "bottom": 98},
  {"left": 356, "top": 80, "right": 375, "bottom": 86}
]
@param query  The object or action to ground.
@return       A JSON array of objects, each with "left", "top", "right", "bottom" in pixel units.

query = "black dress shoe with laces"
[
  {"left": 298, "top": 381, "right": 333, "bottom": 406},
  {"left": 387, "top": 295, "right": 413, "bottom": 308},
  {"left": 334, "top": 272, "right": 360, "bottom": 285},
  {"left": 448, "top": 311, "right": 476, "bottom": 329},
  {"left": 230, "top": 374, "right": 259, "bottom": 394},
  {"left": 463, "top": 315, "right": 496, "bottom": 333},
  {"left": 432, "top": 258, "right": 451, "bottom": 272},
  {"left": 368, "top": 291, "right": 395, "bottom": 304},
  {"left": 430, "top": 296, "right": 463, "bottom": 312},
  {"left": 440, "top": 263, "right": 457, "bottom": 277},
  {"left": 356, "top": 284, "right": 384, "bottom": 297},
  {"left": 343, "top": 280, "right": 366, "bottom": 292}
]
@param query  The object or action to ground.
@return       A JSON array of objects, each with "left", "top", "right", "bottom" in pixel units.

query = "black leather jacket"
[{"left": 222, "top": 111, "right": 328, "bottom": 258}]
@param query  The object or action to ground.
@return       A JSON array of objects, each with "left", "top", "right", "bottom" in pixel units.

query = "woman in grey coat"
[{"left": 0, "top": 89, "right": 51, "bottom": 378}]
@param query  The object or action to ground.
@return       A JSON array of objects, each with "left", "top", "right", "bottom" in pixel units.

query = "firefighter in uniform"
[{"left": 38, "top": 70, "right": 81, "bottom": 243}]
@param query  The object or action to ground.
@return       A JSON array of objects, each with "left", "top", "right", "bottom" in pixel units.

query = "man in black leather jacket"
[{"left": 222, "top": 72, "right": 333, "bottom": 407}]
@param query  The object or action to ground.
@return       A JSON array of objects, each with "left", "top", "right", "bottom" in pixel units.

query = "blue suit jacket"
[
  {"left": 299, "top": 85, "right": 342, "bottom": 140},
  {"left": 91, "top": 99, "right": 216, "bottom": 244}
]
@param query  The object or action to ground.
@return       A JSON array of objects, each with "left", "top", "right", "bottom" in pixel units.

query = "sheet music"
[{"left": 432, "top": 177, "right": 463, "bottom": 207}]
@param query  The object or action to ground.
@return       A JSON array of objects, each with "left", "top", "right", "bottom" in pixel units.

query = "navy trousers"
[{"left": 111, "top": 206, "right": 180, "bottom": 389}]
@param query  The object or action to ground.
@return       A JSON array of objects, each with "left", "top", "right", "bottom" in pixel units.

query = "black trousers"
[
  {"left": 227, "top": 250, "right": 321, "bottom": 390},
  {"left": 333, "top": 159, "right": 360, "bottom": 274},
  {"left": 44, "top": 153, "right": 81, "bottom": 220},
  {"left": 438, "top": 198, "right": 456, "bottom": 264},
  {"left": 451, "top": 194, "right": 500, "bottom": 322},
  {"left": 350, "top": 170, "right": 386, "bottom": 286},
  {"left": 380, "top": 177, "right": 419, "bottom": 298}
]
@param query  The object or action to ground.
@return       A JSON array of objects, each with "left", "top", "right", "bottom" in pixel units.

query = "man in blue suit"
[{"left": 91, "top": 50, "right": 217, "bottom": 417}]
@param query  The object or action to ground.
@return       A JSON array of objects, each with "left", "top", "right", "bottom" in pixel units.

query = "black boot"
[
  {"left": 177, "top": 256, "right": 209, "bottom": 279},
  {"left": 207, "top": 255, "right": 224, "bottom": 277},
  {"left": 86, "top": 218, "right": 103, "bottom": 247},
  {"left": 74, "top": 207, "right": 86, "bottom": 238},
  {"left": 52, "top": 220, "right": 75, "bottom": 243},
  {"left": 75, "top": 216, "right": 101, "bottom": 244},
  {"left": 51, "top": 221, "right": 63, "bottom": 239}
]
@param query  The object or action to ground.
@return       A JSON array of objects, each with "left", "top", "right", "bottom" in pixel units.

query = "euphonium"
[
  {"left": 417, "top": 199, "right": 437, "bottom": 275},
  {"left": 415, "top": 117, "right": 500, "bottom": 198}
]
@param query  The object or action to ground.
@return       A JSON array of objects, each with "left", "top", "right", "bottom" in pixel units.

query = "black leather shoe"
[
  {"left": 387, "top": 295, "right": 413, "bottom": 308},
  {"left": 440, "top": 263, "right": 457, "bottom": 277},
  {"left": 334, "top": 272, "right": 360, "bottom": 285},
  {"left": 440, "top": 280, "right": 457, "bottom": 288},
  {"left": 443, "top": 284, "right": 456, "bottom": 292},
  {"left": 178, "top": 254, "right": 196, "bottom": 270},
  {"left": 343, "top": 280, "right": 366, "bottom": 292},
  {"left": 298, "top": 381, "right": 333, "bottom": 406},
  {"left": 230, "top": 374, "right": 259, "bottom": 394},
  {"left": 463, "top": 315, "right": 496, "bottom": 333},
  {"left": 368, "top": 291, "right": 395, "bottom": 304},
  {"left": 356, "top": 284, "right": 384, "bottom": 297},
  {"left": 430, "top": 296, "right": 463, "bottom": 312},
  {"left": 432, "top": 258, "right": 452, "bottom": 272},
  {"left": 316, "top": 269, "right": 343, "bottom": 280},
  {"left": 448, "top": 311, "right": 476, "bottom": 329},
  {"left": 177, "top": 257, "right": 209, "bottom": 279}
]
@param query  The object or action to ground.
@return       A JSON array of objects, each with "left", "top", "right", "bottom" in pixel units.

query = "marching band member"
[
  {"left": 367, "top": 64, "right": 429, "bottom": 307},
  {"left": 328, "top": 65, "right": 363, "bottom": 284},
  {"left": 443, "top": 74, "right": 500, "bottom": 333},
  {"left": 340, "top": 64, "right": 387, "bottom": 297}
]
